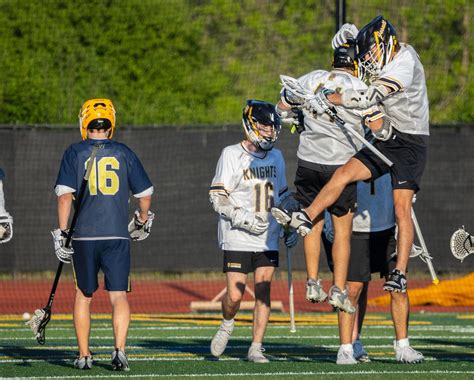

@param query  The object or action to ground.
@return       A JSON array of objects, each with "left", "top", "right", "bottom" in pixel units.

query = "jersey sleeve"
[
  {"left": 126, "top": 149, "right": 153, "bottom": 197},
  {"left": 210, "top": 148, "right": 236, "bottom": 196},
  {"left": 373, "top": 50, "right": 415, "bottom": 95},
  {"left": 0, "top": 168, "right": 4, "bottom": 180},
  {"left": 55, "top": 146, "right": 78, "bottom": 192},
  {"left": 298, "top": 70, "right": 328, "bottom": 94}
]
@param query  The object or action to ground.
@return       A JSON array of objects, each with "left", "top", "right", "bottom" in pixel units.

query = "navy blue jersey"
[
  {"left": 55, "top": 139, "right": 153, "bottom": 239},
  {"left": 0, "top": 168, "right": 4, "bottom": 180}
]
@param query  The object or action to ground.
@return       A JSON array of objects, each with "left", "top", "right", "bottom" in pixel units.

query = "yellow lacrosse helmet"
[{"left": 78, "top": 99, "right": 116, "bottom": 140}]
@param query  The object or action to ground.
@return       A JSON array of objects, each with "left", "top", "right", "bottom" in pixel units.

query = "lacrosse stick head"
[
  {"left": 450, "top": 226, "right": 473, "bottom": 262},
  {"left": 25, "top": 307, "right": 51, "bottom": 345}
]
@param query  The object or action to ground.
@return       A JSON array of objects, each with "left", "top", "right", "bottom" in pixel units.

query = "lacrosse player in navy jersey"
[
  {"left": 0, "top": 168, "right": 13, "bottom": 244},
  {"left": 53, "top": 99, "right": 154, "bottom": 371},
  {"left": 276, "top": 16, "right": 430, "bottom": 300},
  {"left": 209, "top": 100, "right": 298, "bottom": 363}
]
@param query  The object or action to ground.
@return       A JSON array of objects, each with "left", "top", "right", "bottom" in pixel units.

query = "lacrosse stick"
[
  {"left": 280, "top": 75, "right": 394, "bottom": 167},
  {"left": 411, "top": 208, "right": 439, "bottom": 285},
  {"left": 450, "top": 226, "right": 474, "bottom": 262},
  {"left": 26, "top": 143, "right": 101, "bottom": 344},
  {"left": 286, "top": 246, "right": 296, "bottom": 333}
]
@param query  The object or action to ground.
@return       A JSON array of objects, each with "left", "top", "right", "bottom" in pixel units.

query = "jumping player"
[
  {"left": 0, "top": 168, "right": 13, "bottom": 244},
  {"left": 274, "top": 39, "right": 382, "bottom": 314},
  {"left": 275, "top": 16, "right": 430, "bottom": 295},
  {"left": 53, "top": 99, "right": 154, "bottom": 371},
  {"left": 209, "top": 100, "right": 297, "bottom": 363}
]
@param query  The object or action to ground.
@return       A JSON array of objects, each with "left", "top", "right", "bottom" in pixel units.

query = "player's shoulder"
[
  {"left": 327, "top": 70, "right": 367, "bottom": 91},
  {"left": 269, "top": 147, "right": 284, "bottom": 160},
  {"left": 221, "top": 143, "right": 244, "bottom": 157},
  {"left": 298, "top": 70, "right": 330, "bottom": 91},
  {"left": 382, "top": 44, "right": 417, "bottom": 74}
]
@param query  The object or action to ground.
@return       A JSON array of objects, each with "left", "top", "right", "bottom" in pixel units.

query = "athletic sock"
[
  {"left": 250, "top": 342, "right": 262, "bottom": 350},
  {"left": 396, "top": 338, "right": 410, "bottom": 348},
  {"left": 340, "top": 343, "right": 353, "bottom": 352},
  {"left": 222, "top": 318, "right": 234, "bottom": 327}
]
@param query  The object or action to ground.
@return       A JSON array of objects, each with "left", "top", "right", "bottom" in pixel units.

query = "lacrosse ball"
[{"left": 22, "top": 312, "right": 31, "bottom": 320}]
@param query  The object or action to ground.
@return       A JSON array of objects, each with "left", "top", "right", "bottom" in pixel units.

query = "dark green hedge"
[{"left": 0, "top": 0, "right": 471, "bottom": 125}]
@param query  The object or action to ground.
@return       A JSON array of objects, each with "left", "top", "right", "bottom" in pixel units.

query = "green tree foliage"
[{"left": 0, "top": 0, "right": 471, "bottom": 125}]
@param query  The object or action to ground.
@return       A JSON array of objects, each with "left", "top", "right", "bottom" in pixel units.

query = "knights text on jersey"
[
  {"left": 374, "top": 44, "right": 429, "bottom": 136},
  {"left": 55, "top": 139, "right": 153, "bottom": 239},
  {"left": 210, "top": 143, "right": 288, "bottom": 251},
  {"left": 296, "top": 70, "right": 368, "bottom": 165}
]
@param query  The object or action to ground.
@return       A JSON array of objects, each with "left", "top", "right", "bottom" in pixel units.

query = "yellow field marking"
[{"left": 457, "top": 314, "right": 474, "bottom": 319}]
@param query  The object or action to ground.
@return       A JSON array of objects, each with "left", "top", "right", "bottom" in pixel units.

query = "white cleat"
[
  {"left": 271, "top": 207, "right": 313, "bottom": 236},
  {"left": 394, "top": 342, "right": 424, "bottom": 363},
  {"left": 353, "top": 339, "right": 370, "bottom": 363},
  {"left": 336, "top": 346, "right": 358, "bottom": 365},
  {"left": 247, "top": 346, "right": 269, "bottom": 363},
  {"left": 328, "top": 285, "right": 356, "bottom": 314},
  {"left": 210, "top": 321, "right": 234, "bottom": 357},
  {"left": 306, "top": 279, "right": 328, "bottom": 303}
]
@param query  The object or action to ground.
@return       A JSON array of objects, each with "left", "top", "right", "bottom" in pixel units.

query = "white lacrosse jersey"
[
  {"left": 373, "top": 43, "right": 429, "bottom": 136},
  {"left": 324, "top": 173, "right": 395, "bottom": 238},
  {"left": 296, "top": 69, "right": 373, "bottom": 165},
  {"left": 210, "top": 143, "right": 288, "bottom": 252}
]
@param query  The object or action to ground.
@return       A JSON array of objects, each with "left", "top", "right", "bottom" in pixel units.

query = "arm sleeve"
[
  {"left": 127, "top": 149, "right": 153, "bottom": 196},
  {"left": 54, "top": 146, "right": 78, "bottom": 192},
  {"left": 209, "top": 148, "right": 236, "bottom": 197}
]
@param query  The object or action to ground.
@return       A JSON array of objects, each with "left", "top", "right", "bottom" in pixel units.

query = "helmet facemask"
[
  {"left": 356, "top": 16, "right": 397, "bottom": 81},
  {"left": 242, "top": 100, "right": 281, "bottom": 151}
]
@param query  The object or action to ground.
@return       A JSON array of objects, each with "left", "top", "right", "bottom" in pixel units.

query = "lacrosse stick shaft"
[
  {"left": 286, "top": 247, "right": 296, "bottom": 333},
  {"left": 326, "top": 109, "right": 394, "bottom": 167},
  {"left": 411, "top": 208, "right": 439, "bottom": 285}
]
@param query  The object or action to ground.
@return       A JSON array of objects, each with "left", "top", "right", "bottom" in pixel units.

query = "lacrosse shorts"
[
  {"left": 294, "top": 160, "right": 357, "bottom": 217},
  {"left": 223, "top": 250, "right": 279, "bottom": 274},
  {"left": 322, "top": 227, "right": 397, "bottom": 282},
  {"left": 72, "top": 239, "right": 131, "bottom": 295},
  {"left": 354, "top": 129, "right": 428, "bottom": 193}
]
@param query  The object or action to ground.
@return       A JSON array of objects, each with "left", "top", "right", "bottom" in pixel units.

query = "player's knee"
[
  {"left": 226, "top": 289, "right": 244, "bottom": 304},
  {"left": 109, "top": 291, "right": 128, "bottom": 305},
  {"left": 347, "top": 282, "right": 363, "bottom": 300}
]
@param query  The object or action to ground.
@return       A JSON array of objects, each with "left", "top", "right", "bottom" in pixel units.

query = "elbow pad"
[
  {"left": 209, "top": 192, "right": 235, "bottom": 220},
  {"left": 341, "top": 85, "right": 390, "bottom": 109}
]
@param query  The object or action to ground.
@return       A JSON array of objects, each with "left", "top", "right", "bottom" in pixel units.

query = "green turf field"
[{"left": 1, "top": 313, "right": 473, "bottom": 379}]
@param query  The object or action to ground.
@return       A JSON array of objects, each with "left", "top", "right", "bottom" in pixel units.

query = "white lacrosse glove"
[
  {"left": 332, "top": 23, "right": 359, "bottom": 49},
  {"left": 25, "top": 308, "right": 46, "bottom": 335},
  {"left": 283, "top": 227, "right": 298, "bottom": 248},
  {"left": 0, "top": 212, "right": 13, "bottom": 244},
  {"left": 128, "top": 209, "right": 155, "bottom": 241},
  {"left": 51, "top": 228, "right": 73, "bottom": 264},
  {"left": 231, "top": 208, "right": 269, "bottom": 235},
  {"left": 304, "top": 89, "right": 334, "bottom": 115}
]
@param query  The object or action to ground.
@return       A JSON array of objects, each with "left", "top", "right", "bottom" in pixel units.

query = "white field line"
[
  {"left": 2, "top": 369, "right": 474, "bottom": 379},
  {"left": 1, "top": 356, "right": 468, "bottom": 365},
  {"left": 0, "top": 343, "right": 469, "bottom": 351},
  {"left": 1, "top": 334, "right": 473, "bottom": 341},
  {"left": 3, "top": 325, "right": 474, "bottom": 333}
]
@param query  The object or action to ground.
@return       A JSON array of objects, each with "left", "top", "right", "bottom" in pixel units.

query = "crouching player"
[
  {"left": 0, "top": 168, "right": 13, "bottom": 244},
  {"left": 209, "top": 100, "right": 298, "bottom": 363},
  {"left": 322, "top": 174, "right": 424, "bottom": 364},
  {"left": 53, "top": 99, "right": 154, "bottom": 371}
]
